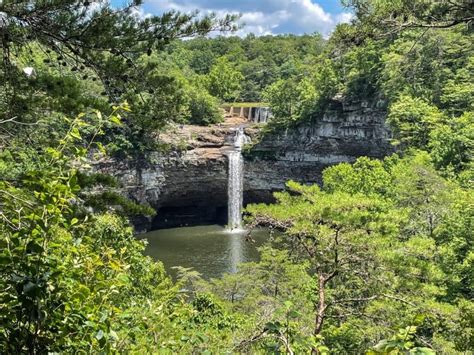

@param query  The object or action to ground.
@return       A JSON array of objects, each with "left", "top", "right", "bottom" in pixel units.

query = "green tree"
[
  {"left": 0, "top": 0, "right": 236, "bottom": 153},
  {"left": 187, "top": 86, "right": 223, "bottom": 125},
  {"left": 440, "top": 57, "right": 474, "bottom": 114},
  {"left": 206, "top": 56, "right": 243, "bottom": 101},
  {"left": 244, "top": 152, "right": 473, "bottom": 353},
  {"left": 263, "top": 79, "right": 301, "bottom": 122},
  {"left": 247, "top": 182, "right": 402, "bottom": 347},
  {"left": 368, "top": 326, "right": 435, "bottom": 355},
  {"left": 429, "top": 112, "right": 474, "bottom": 175},
  {"left": 0, "top": 107, "right": 169, "bottom": 352},
  {"left": 387, "top": 95, "right": 444, "bottom": 148},
  {"left": 323, "top": 156, "right": 392, "bottom": 196},
  {"left": 198, "top": 247, "right": 318, "bottom": 354},
  {"left": 263, "top": 57, "right": 339, "bottom": 124},
  {"left": 380, "top": 27, "right": 472, "bottom": 106}
]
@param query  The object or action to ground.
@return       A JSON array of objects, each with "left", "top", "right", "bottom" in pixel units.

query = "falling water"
[
  {"left": 253, "top": 107, "right": 272, "bottom": 123},
  {"left": 227, "top": 127, "right": 248, "bottom": 231}
]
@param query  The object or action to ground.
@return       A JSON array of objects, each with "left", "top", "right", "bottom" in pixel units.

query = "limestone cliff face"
[
  {"left": 94, "top": 124, "right": 231, "bottom": 230},
  {"left": 244, "top": 98, "right": 392, "bottom": 201},
  {"left": 94, "top": 99, "right": 392, "bottom": 230}
]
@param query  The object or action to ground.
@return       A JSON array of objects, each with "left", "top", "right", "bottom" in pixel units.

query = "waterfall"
[
  {"left": 253, "top": 107, "right": 272, "bottom": 123},
  {"left": 227, "top": 150, "right": 243, "bottom": 230},
  {"left": 227, "top": 127, "right": 248, "bottom": 231}
]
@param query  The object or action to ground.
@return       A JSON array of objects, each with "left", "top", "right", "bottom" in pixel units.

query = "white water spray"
[{"left": 227, "top": 127, "right": 249, "bottom": 231}]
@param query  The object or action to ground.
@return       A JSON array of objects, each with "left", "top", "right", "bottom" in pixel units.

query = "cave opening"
[{"left": 148, "top": 190, "right": 277, "bottom": 231}]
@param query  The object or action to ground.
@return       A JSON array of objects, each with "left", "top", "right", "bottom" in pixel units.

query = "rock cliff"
[
  {"left": 243, "top": 98, "right": 392, "bottom": 202},
  {"left": 94, "top": 98, "right": 393, "bottom": 231}
]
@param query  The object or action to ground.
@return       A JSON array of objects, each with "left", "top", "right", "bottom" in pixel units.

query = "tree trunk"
[
  {"left": 314, "top": 273, "right": 326, "bottom": 335},
  {"left": 311, "top": 273, "right": 326, "bottom": 354}
]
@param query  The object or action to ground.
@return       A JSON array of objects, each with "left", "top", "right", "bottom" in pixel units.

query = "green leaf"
[
  {"left": 264, "top": 321, "right": 282, "bottom": 334},
  {"left": 70, "top": 127, "right": 81, "bottom": 140},
  {"left": 72, "top": 285, "right": 91, "bottom": 302},
  {"left": 110, "top": 115, "right": 122, "bottom": 126},
  {"left": 109, "top": 330, "right": 118, "bottom": 340}
]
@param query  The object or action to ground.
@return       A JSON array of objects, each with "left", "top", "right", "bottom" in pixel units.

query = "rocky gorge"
[{"left": 94, "top": 98, "right": 393, "bottom": 231}]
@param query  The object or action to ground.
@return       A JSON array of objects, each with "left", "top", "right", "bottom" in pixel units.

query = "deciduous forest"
[{"left": 0, "top": 0, "right": 472, "bottom": 353}]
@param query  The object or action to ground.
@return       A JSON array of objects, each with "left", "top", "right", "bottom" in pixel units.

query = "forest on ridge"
[{"left": 0, "top": 0, "right": 473, "bottom": 353}]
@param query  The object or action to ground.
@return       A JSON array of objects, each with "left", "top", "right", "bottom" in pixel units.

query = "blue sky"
[{"left": 111, "top": 0, "right": 352, "bottom": 36}]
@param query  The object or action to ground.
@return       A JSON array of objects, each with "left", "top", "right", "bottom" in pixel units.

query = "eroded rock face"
[
  {"left": 243, "top": 99, "right": 392, "bottom": 201},
  {"left": 95, "top": 99, "right": 393, "bottom": 231},
  {"left": 94, "top": 124, "right": 233, "bottom": 231}
]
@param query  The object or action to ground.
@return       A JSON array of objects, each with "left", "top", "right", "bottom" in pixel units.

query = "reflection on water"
[
  {"left": 229, "top": 232, "right": 242, "bottom": 273},
  {"left": 141, "top": 225, "right": 269, "bottom": 279}
]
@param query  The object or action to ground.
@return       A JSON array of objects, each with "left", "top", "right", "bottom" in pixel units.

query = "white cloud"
[
  {"left": 236, "top": 11, "right": 281, "bottom": 36},
  {"left": 142, "top": 0, "right": 353, "bottom": 37}
]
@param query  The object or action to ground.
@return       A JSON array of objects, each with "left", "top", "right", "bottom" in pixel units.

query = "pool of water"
[{"left": 141, "top": 225, "right": 269, "bottom": 279}]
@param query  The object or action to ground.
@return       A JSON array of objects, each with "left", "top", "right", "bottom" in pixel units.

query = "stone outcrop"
[
  {"left": 94, "top": 98, "right": 393, "bottom": 231},
  {"left": 243, "top": 98, "right": 392, "bottom": 202}
]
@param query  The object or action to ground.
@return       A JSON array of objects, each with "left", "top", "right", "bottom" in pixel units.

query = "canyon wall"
[{"left": 94, "top": 98, "right": 393, "bottom": 231}]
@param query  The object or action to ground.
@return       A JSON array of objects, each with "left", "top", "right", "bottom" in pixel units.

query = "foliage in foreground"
[
  {"left": 0, "top": 110, "right": 237, "bottom": 353},
  {"left": 0, "top": 0, "right": 473, "bottom": 353}
]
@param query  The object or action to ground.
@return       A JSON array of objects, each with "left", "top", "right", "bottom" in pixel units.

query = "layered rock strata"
[{"left": 94, "top": 99, "right": 392, "bottom": 231}]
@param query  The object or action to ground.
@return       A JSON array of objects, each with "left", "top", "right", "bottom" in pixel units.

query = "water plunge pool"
[{"left": 141, "top": 225, "right": 269, "bottom": 280}]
